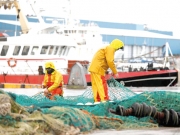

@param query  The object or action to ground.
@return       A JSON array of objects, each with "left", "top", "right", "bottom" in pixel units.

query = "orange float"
[{"left": 7, "top": 58, "right": 17, "bottom": 68}]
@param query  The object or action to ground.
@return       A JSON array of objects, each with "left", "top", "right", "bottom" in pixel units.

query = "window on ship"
[
  {"left": 0, "top": 45, "right": 9, "bottom": 56},
  {"left": 13, "top": 46, "right": 21, "bottom": 56},
  {"left": 64, "top": 30, "right": 68, "bottom": 36},
  {"left": 62, "top": 46, "right": 67, "bottom": 56},
  {"left": 48, "top": 46, "right": 54, "bottom": 55},
  {"left": 31, "top": 46, "right": 39, "bottom": 55},
  {"left": 64, "top": 47, "right": 70, "bottom": 56},
  {"left": 22, "top": 46, "right": 30, "bottom": 55},
  {"left": 40, "top": 46, "right": 48, "bottom": 54},
  {"left": 54, "top": 46, "right": 59, "bottom": 55},
  {"left": 58, "top": 46, "right": 65, "bottom": 56},
  {"left": 58, "top": 46, "right": 71, "bottom": 56}
]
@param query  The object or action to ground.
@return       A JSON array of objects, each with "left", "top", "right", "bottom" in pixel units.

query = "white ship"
[
  {"left": 1, "top": 0, "right": 180, "bottom": 57},
  {"left": 0, "top": 0, "right": 111, "bottom": 75},
  {"left": 0, "top": 0, "right": 178, "bottom": 87}
]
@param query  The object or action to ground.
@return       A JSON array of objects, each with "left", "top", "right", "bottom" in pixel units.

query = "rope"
[
  {"left": 0, "top": 95, "right": 11, "bottom": 116},
  {"left": 0, "top": 94, "right": 10, "bottom": 104},
  {"left": 0, "top": 103, "right": 11, "bottom": 116}
]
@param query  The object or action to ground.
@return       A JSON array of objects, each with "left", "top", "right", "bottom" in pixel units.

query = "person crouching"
[{"left": 43, "top": 61, "right": 64, "bottom": 100}]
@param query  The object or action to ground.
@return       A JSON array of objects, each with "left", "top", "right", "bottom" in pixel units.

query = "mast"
[
  {"left": 0, "top": 0, "right": 48, "bottom": 34},
  {"left": 13, "top": 0, "right": 30, "bottom": 34},
  {"left": 27, "top": 0, "right": 45, "bottom": 24},
  {"left": 163, "top": 42, "right": 173, "bottom": 68},
  {"left": 0, "top": 0, "right": 31, "bottom": 34}
]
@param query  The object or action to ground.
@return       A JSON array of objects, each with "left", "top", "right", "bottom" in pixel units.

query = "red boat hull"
[{"left": 0, "top": 69, "right": 178, "bottom": 87}]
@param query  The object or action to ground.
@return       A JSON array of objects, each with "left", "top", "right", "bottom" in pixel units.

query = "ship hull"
[
  {"left": 0, "top": 69, "right": 178, "bottom": 87},
  {"left": 111, "top": 70, "right": 178, "bottom": 87}
]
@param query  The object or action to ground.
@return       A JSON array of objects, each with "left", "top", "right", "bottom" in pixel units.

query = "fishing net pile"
[{"left": 0, "top": 78, "right": 180, "bottom": 134}]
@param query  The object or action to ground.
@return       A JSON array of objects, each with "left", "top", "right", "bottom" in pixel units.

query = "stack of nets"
[{"left": 0, "top": 78, "right": 180, "bottom": 134}]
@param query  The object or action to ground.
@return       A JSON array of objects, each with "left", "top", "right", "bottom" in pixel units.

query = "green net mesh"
[{"left": 0, "top": 78, "right": 180, "bottom": 134}]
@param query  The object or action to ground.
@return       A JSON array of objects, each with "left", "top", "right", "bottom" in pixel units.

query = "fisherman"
[
  {"left": 88, "top": 39, "right": 124, "bottom": 104},
  {"left": 43, "top": 61, "right": 64, "bottom": 100}
]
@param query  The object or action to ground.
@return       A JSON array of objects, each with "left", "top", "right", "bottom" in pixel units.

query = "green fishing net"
[{"left": 0, "top": 78, "right": 180, "bottom": 134}]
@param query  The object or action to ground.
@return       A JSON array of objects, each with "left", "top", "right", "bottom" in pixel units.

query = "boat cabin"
[
  {"left": 0, "top": 34, "right": 79, "bottom": 75},
  {"left": 0, "top": 34, "right": 77, "bottom": 57}
]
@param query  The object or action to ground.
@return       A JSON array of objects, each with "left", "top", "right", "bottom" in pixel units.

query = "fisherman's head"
[
  {"left": 110, "top": 39, "right": 124, "bottom": 51},
  {"left": 45, "top": 62, "right": 55, "bottom": 74}
]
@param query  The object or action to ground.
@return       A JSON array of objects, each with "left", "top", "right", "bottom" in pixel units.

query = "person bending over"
[{"left": 88, "top": 39, "right": 124, "bottom": 103}]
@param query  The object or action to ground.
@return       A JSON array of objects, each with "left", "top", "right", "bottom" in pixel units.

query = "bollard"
[
  {"left": 0, "top": 83, "right": 4, "bottom": 88},
  {"left": 21, "top": 84, "right": 25, "bottom": 88}
]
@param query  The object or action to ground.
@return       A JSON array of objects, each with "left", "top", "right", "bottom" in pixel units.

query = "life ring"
[{"left": 7, "top": 58, "right": 17, "bottom": 68}]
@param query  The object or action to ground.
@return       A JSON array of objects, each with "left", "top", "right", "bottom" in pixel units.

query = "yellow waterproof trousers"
[{"left": 90, "top": 72, "right": 106, "bottom": 102}]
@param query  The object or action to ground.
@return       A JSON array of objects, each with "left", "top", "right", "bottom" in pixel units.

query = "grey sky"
[
  {"left": 38, "top": 0, "right": 180, "bottom": 37},
  {"left": 1, "top": 0, "right": 180, "bottom": 37}
]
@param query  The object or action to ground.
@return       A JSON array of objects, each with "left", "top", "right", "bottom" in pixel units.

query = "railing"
[{"left": 0, "top": 59, "right": 68, "bottom": 75}]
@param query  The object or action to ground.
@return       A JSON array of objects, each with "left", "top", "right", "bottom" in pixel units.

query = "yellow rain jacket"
[
  {"left": 43, "top": 62, "right": 63, "bottom": 92},
  {"left": 88, "top": 39, "right": 124, "bottom": 76}
]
